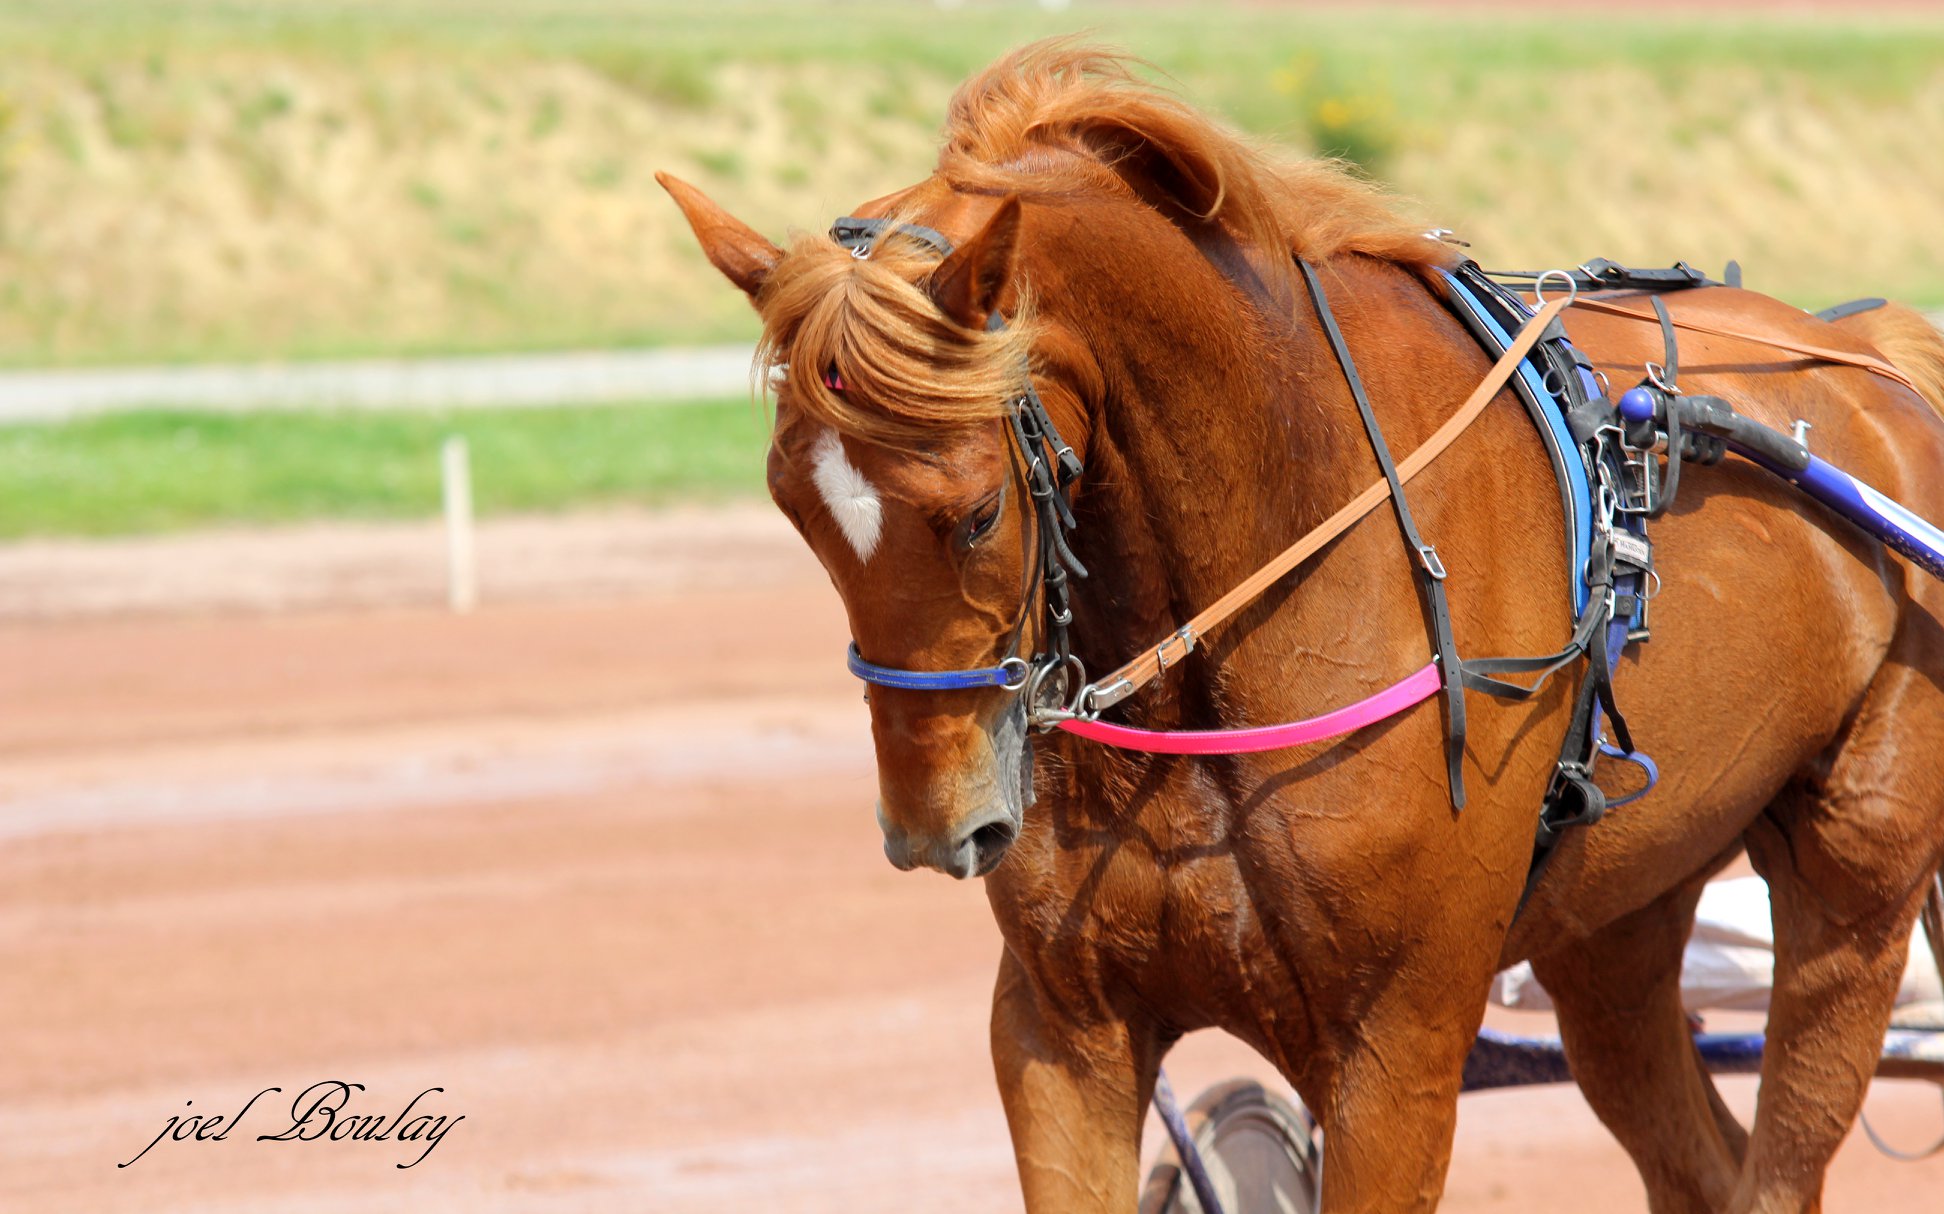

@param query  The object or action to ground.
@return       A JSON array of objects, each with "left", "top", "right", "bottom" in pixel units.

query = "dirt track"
[{"left": 2, "top": 508, "right": 1940, "bottom": 1211}]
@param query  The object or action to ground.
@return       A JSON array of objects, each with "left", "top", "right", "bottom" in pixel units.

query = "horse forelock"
[{"left": 754, "top": 225, "right": 1035, "bottom": 445}]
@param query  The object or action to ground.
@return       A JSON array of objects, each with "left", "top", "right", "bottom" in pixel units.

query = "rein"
[
  {"left": 831, "top": 210, "right": 1571, "bottom": 771},
  {"left": 1568, "top": 297, "right": 1921, "bottom": 395}
]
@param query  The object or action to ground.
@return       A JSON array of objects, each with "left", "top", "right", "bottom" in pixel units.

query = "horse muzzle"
[
  {"left": 873, "top": 698, "right": 1033, "bottom": 879},
  {"left": 878, "top": 801, "right": 1021, "bottom": 878}
]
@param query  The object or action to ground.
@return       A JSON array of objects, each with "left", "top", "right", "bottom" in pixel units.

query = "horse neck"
[{"left": 1055, "top": 251, "right": 1404, "bottom": 718}]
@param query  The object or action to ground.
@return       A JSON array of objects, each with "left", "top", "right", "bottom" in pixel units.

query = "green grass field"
[
  {"left": 0, "top": 2, "right": 1940, "bottom": 367},
  {"left": 0, "top": 400, "right": 768, "bottom": 538}
]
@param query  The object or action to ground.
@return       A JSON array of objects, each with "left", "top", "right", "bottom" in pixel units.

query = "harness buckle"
[
  {"left": 1155, "top": 626, "right": 1196, "bottom": 671},
  {"left": 1086, "top": 677, "right": 1134, "bottom": 712},
  {"left": 1415, "top": 543, "right": 1448, "bottom": 581},
  {"left": 1541, "top": 761, "right": 1608, "bottom": 837}
]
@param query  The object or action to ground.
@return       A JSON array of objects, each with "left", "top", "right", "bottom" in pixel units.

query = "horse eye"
[{"left": 962, "top": 494, "right": 1003, "bottom": 546}]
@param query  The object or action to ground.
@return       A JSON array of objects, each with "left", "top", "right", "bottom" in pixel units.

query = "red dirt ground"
[{"left": 1, "top": 508, "right": 1938, "bottom": 1211}]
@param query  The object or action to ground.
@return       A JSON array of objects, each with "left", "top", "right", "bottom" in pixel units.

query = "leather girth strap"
[{"left": 1297, "top": 259, "right": 1468, "bottom": 808}]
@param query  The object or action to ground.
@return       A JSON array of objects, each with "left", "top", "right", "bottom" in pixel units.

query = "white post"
[{"left": 442, "top": 435, "right": 477, "bottom": 613}]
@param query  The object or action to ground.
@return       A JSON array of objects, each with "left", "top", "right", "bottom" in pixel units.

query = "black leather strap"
[
  {"left": 1300, "top": 259, "right": 1469, "bottom": 808},
  {"left": 1493, "top": 259, "right": 1721, "bottom": 293},
  {"left": 1459, "top": 599, "right": 1607, "bottom": 701},
  {"left": 1512, "top": 669, "right": 1611, "bottom": 920},
  {"left": 1813, "top": 297, "right": 1888, "bottom": 324}
]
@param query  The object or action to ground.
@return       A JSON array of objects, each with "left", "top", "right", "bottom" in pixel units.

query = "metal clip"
[
  {"left": 1085, "top": 677, "right": 1134, "bottom": 712},
  {"left": 1415, "top": 543, "right": 1447, "bottom": 581},
  {"left": 1024, "top": 654, "right": 1092, "bottom": 730}
]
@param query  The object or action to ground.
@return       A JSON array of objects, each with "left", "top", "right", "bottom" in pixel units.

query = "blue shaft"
[
  {"left": 1152, "top": 1069, "right": 1228, "bottom": 1214},
  {"left": 1745, "top": 446, "right": 1944, "bottom": 581}
]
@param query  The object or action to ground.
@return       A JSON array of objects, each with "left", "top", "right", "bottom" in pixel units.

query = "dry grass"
[
  {"left": 0, "top": 4, "right": 1939, "bottom": 365},
  {"left": 0, "top": 55, "right": 953, "bottom": 362},
  {"left": 1406, "top": 68, "right": 1944, "bottom": 309}
]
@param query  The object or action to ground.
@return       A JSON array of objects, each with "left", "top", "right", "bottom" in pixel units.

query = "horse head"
[{"left": 659, "top": 174, "right": 1092, "bottom": 877}]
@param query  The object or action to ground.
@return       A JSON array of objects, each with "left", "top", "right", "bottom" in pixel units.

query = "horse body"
[{"left": 664, "top": 42, "right": 1944, "bottom": 1212}]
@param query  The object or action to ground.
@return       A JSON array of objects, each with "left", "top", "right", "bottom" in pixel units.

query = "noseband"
[{"left": 831, "top": 217, "right": 1093, "bottom": 722}]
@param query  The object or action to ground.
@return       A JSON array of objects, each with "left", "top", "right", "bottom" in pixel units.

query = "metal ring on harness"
[
  {"left": 1532, "top": 269, "right": 1580, "bottom": 309},
  {"left": 1025, "top": 653, "right": 1091, "bottom": 729},
  {"left": 998, "top": 656, "right": 1032, "bottom": 692}
]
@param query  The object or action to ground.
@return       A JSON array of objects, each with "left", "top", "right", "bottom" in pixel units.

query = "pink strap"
[{"left": 1057, "top": 661, "right": 1442, "bottom": 754}]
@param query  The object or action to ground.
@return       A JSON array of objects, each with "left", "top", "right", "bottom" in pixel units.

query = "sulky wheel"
[{"left": 1138, "top": 1078, "right": 1324, "bottom": 1214}]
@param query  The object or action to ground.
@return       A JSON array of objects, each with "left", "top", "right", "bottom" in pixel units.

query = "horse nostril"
[{"left": 968, "top": 818, "right": 1018, "bottom": 873}]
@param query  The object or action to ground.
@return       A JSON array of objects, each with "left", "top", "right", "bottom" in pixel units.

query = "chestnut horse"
[{"left": 663, "top": 42, "right": 1944, "bottom": 1213}]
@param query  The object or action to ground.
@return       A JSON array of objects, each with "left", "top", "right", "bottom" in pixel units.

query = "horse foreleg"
[
  {"left": 1733, "top": 653, "right": 1944, "bottom": 1214},
  {"left": 1304, "top": 1009, "right": 1474, "bottom": 1212},
  {"left": 1531, "top": 875, "right": 1746, "bottom": 1212},
  {"left": 991, "top": 946, "right": 1159, "bottom": 1213}
]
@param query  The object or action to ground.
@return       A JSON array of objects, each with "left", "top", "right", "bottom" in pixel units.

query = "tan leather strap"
[
  {"left": 1569, "top": 297, "right": 1920, "bottom": 394},
  {"left": 1090, "top": 296, "right": 1571, "bottom": 707}
]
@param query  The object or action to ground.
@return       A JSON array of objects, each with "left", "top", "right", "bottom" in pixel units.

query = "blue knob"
[{"left": 1618, "top": 387, "right": 1658, "bottom": 424}]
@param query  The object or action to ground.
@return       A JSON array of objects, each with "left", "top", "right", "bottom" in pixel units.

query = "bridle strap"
[
  {"left": 830, "top": 214, "right": 1087, "bottom": 699},
  {"left": 1088, "top": 294, "right": 1572, "bottom": 710},
  {"left": 828, "top": 217, "right": 954, "bottom": 260},
  {"left": 1060, "top": 661, "right": 1442, "bottom": 754}
]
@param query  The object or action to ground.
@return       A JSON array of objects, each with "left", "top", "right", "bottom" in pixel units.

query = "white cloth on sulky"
[{"left": 1491, "top": 876, "right": 1944, "bottom": 1015}]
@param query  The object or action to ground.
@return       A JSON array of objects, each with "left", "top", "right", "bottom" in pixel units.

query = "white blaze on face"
[{"left": 811, "top": 428, "right": 884, "bottom": 562}]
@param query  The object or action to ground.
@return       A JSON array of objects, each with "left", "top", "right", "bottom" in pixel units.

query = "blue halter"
[{"left": 822, "top": 215, "right": 1087, "bottom": 708}]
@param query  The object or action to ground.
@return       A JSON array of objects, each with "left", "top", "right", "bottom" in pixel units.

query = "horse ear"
[
  {"left": 1074, "top": 114, "right": 1224, "bottom": 222},
  {"left": 656, "top": 171, "right": 783, "bottom": 300},
  {"left": 928, "top": 196, "right": 1022, "bottom": 330}
]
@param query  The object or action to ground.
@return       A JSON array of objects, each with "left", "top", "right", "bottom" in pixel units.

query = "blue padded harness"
[
  {"left": 1438, "top": 268, "right": 1598, "bottom": 616},
  {"left": 1437, "top": 263, "right": 1661, "bottom": 852}
]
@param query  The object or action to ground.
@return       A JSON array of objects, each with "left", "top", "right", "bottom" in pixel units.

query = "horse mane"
[
  {"left": 758, "top": 38, "right": 1454, "bottom": 442},
  {"left": 939, "top": 40, "right": 1451, "bottom": 277}
]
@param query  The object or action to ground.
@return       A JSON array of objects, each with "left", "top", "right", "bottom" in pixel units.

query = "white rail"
[
  {"left": 1, "top": 313, "right": 1939, "bottom": 424},
  {"left": 0, "top": 344, "right": 759, "bottom": 422}
]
